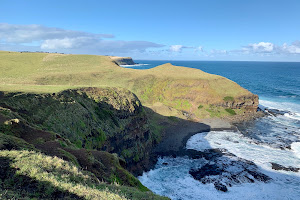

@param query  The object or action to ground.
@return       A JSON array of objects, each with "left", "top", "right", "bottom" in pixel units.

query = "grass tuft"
[{"left": 223, "top": 96, "right": 234, "bottom": 101}]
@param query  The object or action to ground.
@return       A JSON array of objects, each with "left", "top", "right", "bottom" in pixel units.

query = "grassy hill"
[
  {"left": 0, "top": 51, "right": 258, "bottom": 119},
  {"left": 0, "top": 88, "right": 168, "bottom": 200}
]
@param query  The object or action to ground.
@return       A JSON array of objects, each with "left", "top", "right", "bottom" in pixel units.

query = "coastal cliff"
[
  {"left": 0, "top": 88, "right": 156, "bottom": 175},
  {"left": 0, "top": 51, "right": 262, "bottom": 199},
  {"left": 110, "top": 56, "right": 136, "bottom": 65},
  {"left": 0, "top": 51, "right": 259, "bottom": 120},
  {"left": 0, "top": 88, "right": 167, "bottom": 199}
]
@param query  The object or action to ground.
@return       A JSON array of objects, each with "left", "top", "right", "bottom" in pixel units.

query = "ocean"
[{"left": 122, "top": 61, "right": 300, "bottom": 200}]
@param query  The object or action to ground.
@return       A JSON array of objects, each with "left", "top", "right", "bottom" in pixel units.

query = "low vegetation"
[
  {"left": 0, "top": 87, "right": 168, "bottom": 199},
  {"left": 223, "top": 96, "right": 234, "bottom": 101},
  {"left": 225, "top": 108, "right": 237, "bottom": 115},
  {"left": 0, "top": 88, "right": 154, "bottom": 175},
  {"left": 0, "top": 150, "right": 167, "bottom": 200},
  {"left": 0, "top": 51, "right": 257, "bottom": 119}
]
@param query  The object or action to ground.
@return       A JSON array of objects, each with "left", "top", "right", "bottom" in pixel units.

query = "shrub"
[
  {"left": 223, "top": 96, "right": 234, "bottom": 101},
  {"left": 225, "top": 108, "right": 236, "bottom": 115}
]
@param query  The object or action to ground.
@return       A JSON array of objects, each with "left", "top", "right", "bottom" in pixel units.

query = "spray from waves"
[
  {"left": 139, "top": 130, "right": 300, "bottom": 200},
  {"left": 291, "top": 142, "right": 300, "bottom": 159},
  {"left": 284, "top": 112, "right": 300, "bottom": 121},
  {"left": 139, "top": 98, "right": 300, "bottom": 200},
  {"left": 186, "top": 131, "right": 300, "bottom": 172},
  {"left": 259, "top": 98, "right": 300, "bottom": 123},
  {"left": 260, "top": 99, "right": 300, "bottom": 114}
]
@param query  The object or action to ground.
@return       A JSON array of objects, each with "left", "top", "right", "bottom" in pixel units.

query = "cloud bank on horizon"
[
  {"left": 0, "top": 23, "right": 164, "bottom": 54},
  {"left": 0, "top": 23, "right": 299, "bottom": 61}
]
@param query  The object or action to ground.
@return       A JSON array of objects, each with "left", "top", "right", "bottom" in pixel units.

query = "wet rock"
[
  {"left": 271, "top": 162, "right": 300, "bottom": 172},
  {"left": 265, "top": 109, "right": 290, "bottom": 116},
  {"left": 214, "top": 182, "right": 228, "bottom": 192},
  {"left": 189, "top": 152, "right": 271, "bottom": 191},
  {"left": 189, "top": 164, "right": 222, "bottom": 180}
]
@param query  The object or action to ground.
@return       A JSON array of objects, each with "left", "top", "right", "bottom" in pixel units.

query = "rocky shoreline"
[
  {"left": 150, "top": 110, "right": 265, "bottom": 159},
  {"left": 144, "top": 110, "right": 270, "bottom": 192}
]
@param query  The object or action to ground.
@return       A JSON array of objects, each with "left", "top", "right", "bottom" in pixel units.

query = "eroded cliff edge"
[{"left": 110, "top": 56, "right": 136, "bottom": 65}]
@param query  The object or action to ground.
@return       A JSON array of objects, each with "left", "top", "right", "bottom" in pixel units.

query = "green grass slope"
[
  {"left": 0, "top": 149, "right": 168, "bottom": 200},
  {"left": 0, "top": 87, "right": 157, "bottom": 176},
  {"left": 0, "top": 101, "right": 168, "bottom": 199},
  {"left": 0, "top": 51, "right": 258, "bottom": 119}
]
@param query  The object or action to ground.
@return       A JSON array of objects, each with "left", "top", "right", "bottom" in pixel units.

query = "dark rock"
[
  {"left": 247, "top": 170, "right": 271, "bottom": 182},
  {"left": 214, "top": 182, "right": 228, "bottom": 192},
  {"left": 189, "top": 164, "right": 222, "bottom": 180},
  {"left": 265, "top": 109, "right": 289, "bottom": 116},
  {"left": 271, "top": 162, "right": 300, "bottom": 172},
  {"left": 189, "top": 152, "right": 271, "bottom": 191}
]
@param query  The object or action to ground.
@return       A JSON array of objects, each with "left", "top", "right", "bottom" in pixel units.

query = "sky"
[{"left": 1, "top": 0, "right": 300, "bottom": 61}]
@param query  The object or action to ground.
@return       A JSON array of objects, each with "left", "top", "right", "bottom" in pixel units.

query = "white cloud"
[
  {"left": 41, "top": 38, "right": 83, "bottom": 49},
  {"left": 210, "top": 49, "right": 227, "bottom": 54},
  {"left": 169, "top": 45, "right": 185, "bottom": 52},
  {"left": 240, "top": 41, "right": 300, "bottom": 55},
  {"left": 246, "top": 42, "right": 274, "bottom": 53},
  {"left": 197, "top": 46, "right": 203, "bottom": 52},
  {"left": 169, "top": 45, "right": 203, "bottom": 53},
  {"left": 0, "top": 23, "right": 113, "bottom": 43},
  {"left": 0, "top": 23, "right": 164, "bottom": 54},
  {"left": 281, "top": 41, "right": 300, "bottom": 54}
]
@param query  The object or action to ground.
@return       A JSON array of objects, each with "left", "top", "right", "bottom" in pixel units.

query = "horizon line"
[{"left": 134, "top": 59, "right": 300, "bottom": 63}]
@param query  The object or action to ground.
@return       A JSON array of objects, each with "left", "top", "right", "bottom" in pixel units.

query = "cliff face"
[
  {"left": 109, "top": 56, "right": 135, "bottom": 65},
  {"left": 0, "top": 117, "right": 167, "bottom": 199},
  {"left": 0, "top": 87, "right": 156, "bottom": 175},
  {"left": 217, "top": 94, "right": 259, "bottom": 111},
  {"left": 130, "top": 64, "right": 260, "bottom": 119}
]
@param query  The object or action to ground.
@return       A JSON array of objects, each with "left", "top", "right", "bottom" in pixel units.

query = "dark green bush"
[{"left": 225, "top": 108, "right": 236, "bottom": 115}]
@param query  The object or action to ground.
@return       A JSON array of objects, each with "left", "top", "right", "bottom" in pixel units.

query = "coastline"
[{"left": 146, "top": 110, "right": 266, "bottom": 173}]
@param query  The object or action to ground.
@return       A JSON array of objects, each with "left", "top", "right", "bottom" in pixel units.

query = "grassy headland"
[
  {"left": 0, "top": 50, "right": 260, "bottom": 199},
  {"left": 0, "top": 51, "right": 258, "bottom": 120}
]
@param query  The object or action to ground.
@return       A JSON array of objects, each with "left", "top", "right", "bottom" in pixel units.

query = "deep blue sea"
[
  {"left": 122, "top": 61, "right": 300, "bottom": 200},
  {"left": 126, "top": 60, "right": 300, "bottom": 105}
]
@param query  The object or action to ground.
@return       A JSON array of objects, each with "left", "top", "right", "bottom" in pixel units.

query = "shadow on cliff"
[
  {"left": 143, "top": 106, "right": 212, "bottom": 159},
  {"left": 0, "top": 157, "right": 82, "bottom": 199}
]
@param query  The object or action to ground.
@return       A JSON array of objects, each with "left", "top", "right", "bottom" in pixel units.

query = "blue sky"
[{"left": 1, "top": 0, "right": 300, "bottom": 61}]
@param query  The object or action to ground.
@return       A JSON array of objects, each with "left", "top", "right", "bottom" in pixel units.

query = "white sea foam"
[
  {"left": 260, "top": 99, "right": 300, "bottom": 115},
  {"left": 291, "top": 142, "right": 300, "bottom": 159},
  {"left": 139, "top": 154, "right": 300, "bottom": 200},
  {"left": 284, "top": 112, "right": 300, "bottom": 121},
  {"left": 139, "top": 98, "right": 300, "bottom": 199},
  {"left": 186, "top": 131, "right": 300, "bottom": 172},
  {"left": 120, "top": 63, "right": 149, "bottom": 68},
  {"left": 139, "top": 130, "right": 300, "bottom": 200}
]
